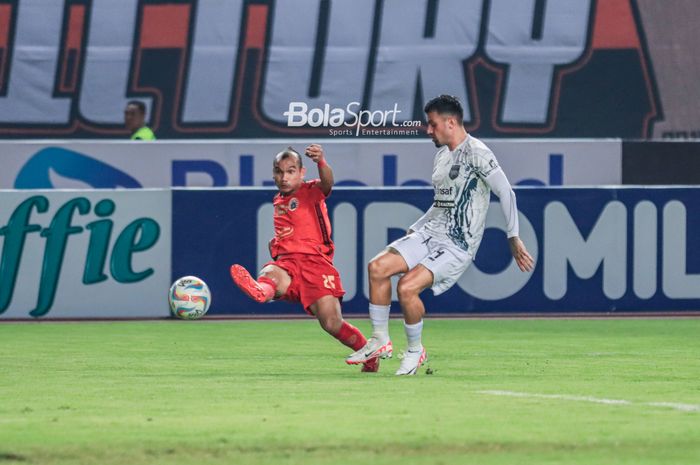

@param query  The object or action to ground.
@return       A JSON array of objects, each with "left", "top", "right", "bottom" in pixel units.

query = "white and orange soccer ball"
[{"left": 168, "top": 276, "right": 211, "bottom": 320}]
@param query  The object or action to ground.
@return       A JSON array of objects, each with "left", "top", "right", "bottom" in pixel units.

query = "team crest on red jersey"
[{"left": 289, "top": 198, "right": 299, "bottom": 211}]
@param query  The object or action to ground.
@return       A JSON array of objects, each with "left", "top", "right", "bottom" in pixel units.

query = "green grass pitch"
[{"left": 1, "top": 318, "right": 699, "bottom": 465}]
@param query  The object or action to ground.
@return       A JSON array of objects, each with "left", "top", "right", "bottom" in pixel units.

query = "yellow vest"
[{"left": 131, "top": 127, "right": 156, "bottom": 140}]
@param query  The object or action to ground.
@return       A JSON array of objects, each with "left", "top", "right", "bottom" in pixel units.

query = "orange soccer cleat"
[{"left": 230, "top": 264, "right": 274, "bottom": 303}]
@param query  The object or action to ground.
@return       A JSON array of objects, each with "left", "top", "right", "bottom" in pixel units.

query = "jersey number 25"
[{"left": 322, "top": 275, "right": 336, "bottom": 290}]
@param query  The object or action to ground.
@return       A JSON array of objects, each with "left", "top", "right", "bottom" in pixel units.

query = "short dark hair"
[
  {"left": 424, "top": 95, "right": 463, "bottom": 121},
  {"left": 127, "top": 100, "right": 147, "bottom": 116},
  {"left": 273, "top": 146, "right": 303, "bottom": 169}
]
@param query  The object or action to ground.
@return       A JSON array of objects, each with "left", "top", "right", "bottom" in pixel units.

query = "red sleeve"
[{"left": 306, "top": 179, "right": 329, "bottom": 199}]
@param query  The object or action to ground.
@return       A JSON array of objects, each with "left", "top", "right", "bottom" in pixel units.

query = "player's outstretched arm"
[
  {"left": 485, "top": 168, "right": 534, "bottom": 272},
  {"left": 305, "top": 143, "right": 333, "bottom": 196}
]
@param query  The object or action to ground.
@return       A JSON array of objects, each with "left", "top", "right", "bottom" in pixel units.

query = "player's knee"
[
  {"left": 368, "top": 258, "right": 389, "bottom": 280},
  {"left": 397, "top": 276, "right": 420, "bottom": 301}
]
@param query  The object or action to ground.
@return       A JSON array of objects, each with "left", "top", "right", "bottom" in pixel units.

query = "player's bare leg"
[
  {"left": 395, "top": 265, "right": 432, "bottom": 375},
  {"left": 258, "top": 264, "right": 291, "bottom": 298},
  {"left": 310, "top": 296, "right": 379, "bottom": 372},
  {"left": 230, "top": 263, "right": 291, "bottom": 303},
  {"left": 346, "top": 249, "right": 407, "bottom": 364},
  {"left": 309, "top": 295, "right": 344, "bottom": 334},
  {"left": 396, "top": 265, "right": 432, "bottom": 324},
  {"left": 368, "top": 248, "right": 408, "bottom": 305}
]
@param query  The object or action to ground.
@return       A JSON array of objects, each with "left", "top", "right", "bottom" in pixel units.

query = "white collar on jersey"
[{"left": 450, "top": 134, "right": 470, "bottom": 157}]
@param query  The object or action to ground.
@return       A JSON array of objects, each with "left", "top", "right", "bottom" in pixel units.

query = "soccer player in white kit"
[{"left": 346, "top": 95, "right": 535, "bottom": 375}]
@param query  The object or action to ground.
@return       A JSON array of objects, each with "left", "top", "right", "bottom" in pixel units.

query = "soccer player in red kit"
[{"left": 230, "top": 144, "right": 379, "bottom": 372}]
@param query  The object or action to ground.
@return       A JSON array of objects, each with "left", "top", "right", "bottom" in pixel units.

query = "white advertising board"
[
  {"left": 0, "top": 189, "right": 171, "bottom": 319},
  {"left": 0, "top": 139, "right": 621, "bottom": 189}
]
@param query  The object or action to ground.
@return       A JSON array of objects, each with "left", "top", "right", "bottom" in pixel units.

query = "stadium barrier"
[
  {"left": 6, "top": 139, "right": 700, "bottom": 191},
  {"left": 175, "top": 187, "right": 700, "bottom": 317},
  {"left": 2, "top": 186, "right": 699, "bottom": 319},
  {"left": 0, "top": 189, "right": 171, "bottom": 319},
  {"left": 623, "top": 141, "right": 700, "bottom": 184},
  {"left": 1, "top": 139, "right": 622, "bottom": 188}
]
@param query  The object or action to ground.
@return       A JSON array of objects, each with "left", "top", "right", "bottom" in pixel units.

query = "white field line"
[{"left": 478, "top": 390, "right": 700, "bottom": 413}]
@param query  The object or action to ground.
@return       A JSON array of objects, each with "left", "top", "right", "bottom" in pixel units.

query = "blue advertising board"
[{"left": 172, "top": 187, "right": 700, "bottom": 315}]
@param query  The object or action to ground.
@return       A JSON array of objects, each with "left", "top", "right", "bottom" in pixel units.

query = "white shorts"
[{"left": 388, "top": 230, "right": 472, "bottom": 296}]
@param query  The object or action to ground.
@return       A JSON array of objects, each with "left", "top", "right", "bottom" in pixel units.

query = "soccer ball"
[{"left": 169, "top": 276, "right": 211, "bottom": 320}]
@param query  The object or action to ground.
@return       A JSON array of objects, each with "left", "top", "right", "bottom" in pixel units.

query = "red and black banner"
[{"left": 0, "top": 0, "right": 667, "bottom": 139}]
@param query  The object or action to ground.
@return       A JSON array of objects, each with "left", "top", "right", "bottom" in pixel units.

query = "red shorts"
[{"left": 265, "top": 253, "right": 345, "bottom": 314}]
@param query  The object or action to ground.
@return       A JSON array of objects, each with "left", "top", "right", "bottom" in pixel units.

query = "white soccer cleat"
[
  {"left": 345, "top": 337, "right": 393, "bottom": 364},
  {"left": 395, "top": 346, "right": 427, "bottom": 376}
]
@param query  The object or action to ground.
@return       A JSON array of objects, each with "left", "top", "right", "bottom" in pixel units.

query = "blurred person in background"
[{"left": 124, "top": 100, "right": 156, "bottom": 141}]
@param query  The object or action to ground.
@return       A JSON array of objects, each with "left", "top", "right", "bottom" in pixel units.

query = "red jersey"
[{"left": 270, "top": 180, "right": 334, "bottom": 258}]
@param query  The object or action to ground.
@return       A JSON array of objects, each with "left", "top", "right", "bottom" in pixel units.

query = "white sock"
[
  {"left": 404, "top": 320, "right": 423, "bottom": 351},
  {"left": 369, "top": 303, "right": 390, "bottom": 340}
]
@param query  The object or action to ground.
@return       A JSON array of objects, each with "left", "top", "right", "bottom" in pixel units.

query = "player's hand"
[
  {"left": 305, "top": 144, "right": 325, "bottom": 164},
  {"left": 508, "top": 236, "right": 535, "bottom": 272}
]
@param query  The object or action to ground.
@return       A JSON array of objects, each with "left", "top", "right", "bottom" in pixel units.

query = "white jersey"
[{"left": 410, "top": 135, "right": 502, "bottom": 256}]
